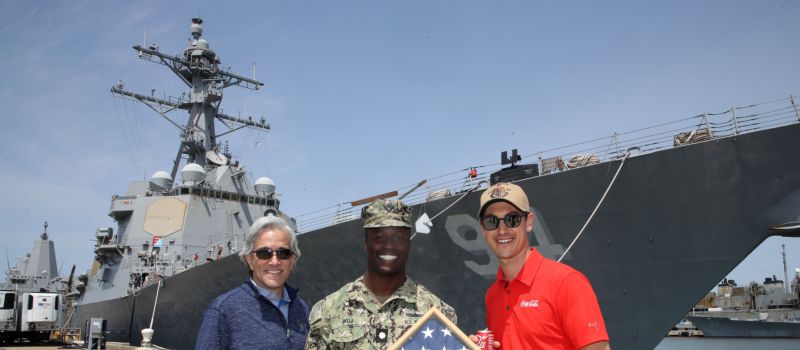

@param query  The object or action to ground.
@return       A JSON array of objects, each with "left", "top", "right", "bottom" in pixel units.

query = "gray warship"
[
  {"left": 70, "top": 18, "right": 800, "bottom": 349},
  {"left": 687, "top": 268, "right": 800, "bottom": 338}
]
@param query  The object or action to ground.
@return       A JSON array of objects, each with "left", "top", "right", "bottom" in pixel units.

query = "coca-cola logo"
[
  {"left": 519, "top": 299, "right": 539, "bottom": 308},
  {"left": 476, "top": 334, "right": 494, "bottom": 350}
]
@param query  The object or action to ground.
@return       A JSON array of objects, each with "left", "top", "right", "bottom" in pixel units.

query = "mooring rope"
[{"left": 558, "top": 148, "right": 638, "bottom": 263}]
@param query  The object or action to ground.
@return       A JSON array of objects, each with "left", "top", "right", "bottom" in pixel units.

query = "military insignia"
[
  {"left": 489, "top": 185, "right": 509, "bottom": 198},
  {"left": 376, "top": 327, "right": 389, "bottom": 343}
]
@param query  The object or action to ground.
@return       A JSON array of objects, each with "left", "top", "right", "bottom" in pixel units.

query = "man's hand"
[{"left": 467, "top": 334, "right": 501, "bottom": 348}]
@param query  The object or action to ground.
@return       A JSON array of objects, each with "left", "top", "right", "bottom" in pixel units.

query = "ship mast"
[{"left": 111, "top": 18, "right": 270, "bottom": 180}]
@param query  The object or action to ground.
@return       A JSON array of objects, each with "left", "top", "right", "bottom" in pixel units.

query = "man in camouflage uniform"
[{"left": 305, "top": 199, "right": 457, "bottom": 350}]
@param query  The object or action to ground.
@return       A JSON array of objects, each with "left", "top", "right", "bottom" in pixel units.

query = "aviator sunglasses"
[
  {"left": 480, "top": 212, "right": 528, "bottom": 231},
  {"left": 252, "top": 247, "right": 294, "bottom": 260}
]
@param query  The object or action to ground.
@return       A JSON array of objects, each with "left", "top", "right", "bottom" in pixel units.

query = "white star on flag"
[
  {"left": 422, "top": 327, "right": 434, "bottom": 338},
  {"left": 388, "top": 307, "right": 479, "bottom": 350}
]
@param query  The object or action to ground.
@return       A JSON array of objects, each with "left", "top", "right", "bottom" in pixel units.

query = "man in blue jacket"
[{"left": 196, "top": 216, "right": 309, "bottom": 349}]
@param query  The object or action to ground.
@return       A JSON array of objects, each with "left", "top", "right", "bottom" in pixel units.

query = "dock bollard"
[{"left": 141, "top": 328, "right": 154, "bottom": 348}]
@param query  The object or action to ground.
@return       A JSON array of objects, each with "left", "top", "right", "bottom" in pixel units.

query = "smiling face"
[
  {"left": 364, "top": 226, "right": 411, "bottom": 277},
  {"left": 244, "top": 229, "right": 296, "bottom": 296},
  {"left": 481, "top": 201, "right": 533, "bottom": 263}
]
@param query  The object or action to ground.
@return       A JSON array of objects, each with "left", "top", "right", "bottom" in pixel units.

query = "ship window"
[
  {"left": 267, "top": 199, "right": 275, "bottom": 207},
  {"left": 55, "top": 296, "right": 59, "bottom": 310},
  {"left": 27, "top": 295, "right": 33, "bottom": 310},
  {"left": 1, "top": 293, "right": 14, "bottom": 309}
]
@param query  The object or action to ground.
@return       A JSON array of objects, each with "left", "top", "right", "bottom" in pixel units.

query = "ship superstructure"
[
  {"left": 3, "top": 223, "right": 59, "bottom": 293},
  {"left": 76, "top": 18, "right": 282, "bottom": 307}
]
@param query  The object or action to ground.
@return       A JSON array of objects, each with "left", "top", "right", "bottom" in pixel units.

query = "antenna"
[
  {"left": 4, "top": 245, "right": 9, "bottom": 271},
  {"left": 67, "top": 265, "right": 75, "bottom": 291},
  {"left": 42, "top": 220, "right": 49, "bottom": 240},
  {"left": 252, "top": 62, "right": 256, "bottom": 81},
  {"left": 782, "top": 244, "right": 788, "bottom": 294}
]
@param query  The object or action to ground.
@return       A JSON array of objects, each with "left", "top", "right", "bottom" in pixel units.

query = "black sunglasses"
[
  {"left": 481, "top": 212, "right": 528, "bottom": 231},
  {"left": 252, "top": 247, "right": 293, "bottom": 260}
]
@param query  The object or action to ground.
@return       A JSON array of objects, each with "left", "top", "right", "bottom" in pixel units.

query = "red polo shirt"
[{"left": 486, "top": 249, "right": 608, "bottom": 350}]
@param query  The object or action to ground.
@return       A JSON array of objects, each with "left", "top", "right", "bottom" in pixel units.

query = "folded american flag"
[{"left": 389, "top": 307, "right": 479, "bottom": 350}]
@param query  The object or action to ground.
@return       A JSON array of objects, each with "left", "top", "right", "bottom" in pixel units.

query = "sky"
[{"left": 1, "top": 1, "right": 798, "bottom": 289}]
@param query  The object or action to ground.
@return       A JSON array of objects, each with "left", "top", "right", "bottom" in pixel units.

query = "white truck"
[
  {"left": 0, "top": 291, "right": 16, "bottom": 342},
  {"left": 0, "top": 291, "right": 63, "bottom": 343}
]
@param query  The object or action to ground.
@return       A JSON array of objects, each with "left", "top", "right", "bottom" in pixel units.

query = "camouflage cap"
[
  {"left": 478, "top": 182, "right": 530, "bottom": 218},
  {"left": 361, "top": 199, "right": 413, "bottom": 228}
]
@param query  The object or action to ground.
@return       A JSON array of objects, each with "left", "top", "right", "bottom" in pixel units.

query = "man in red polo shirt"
[{"left": 473, "top": 182, "right": 610, "bottom": 350}]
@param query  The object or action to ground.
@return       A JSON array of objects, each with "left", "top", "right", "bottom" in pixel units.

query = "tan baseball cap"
[{"left": 478, "top": 182, "right": 530, "bottom": 218}]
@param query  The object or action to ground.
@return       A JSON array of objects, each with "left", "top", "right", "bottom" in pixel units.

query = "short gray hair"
[{"left": 239, "top": 216, "right": 301, "bottom": 264}]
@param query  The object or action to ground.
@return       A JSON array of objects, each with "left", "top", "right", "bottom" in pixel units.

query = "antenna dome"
[
  {"left": 254, "top": 177, "right": 276, "bottom": 194},
  {"left": 149, "top": 171, "right": 173, "bottom": 191},
  {"left": 197, "top": 39, "right": 209, "bottom": 49},
  {"left": 190, "top": 19, "right": 203, "bottom": 39},
  {"left": 181, "top": 163, "right": 206, "bottom": 184}
]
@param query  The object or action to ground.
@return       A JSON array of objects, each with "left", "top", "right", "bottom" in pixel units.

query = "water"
[{"left": 655, "top": 337, "right": 800, "bottom": 350}]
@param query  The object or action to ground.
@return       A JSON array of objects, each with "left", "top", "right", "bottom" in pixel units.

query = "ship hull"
[
  {"left": 688, "top": 316, "right": 800, "bottom": 338},
  {"left": 72, "top": 255, "right": 249, "bottom": 348},
  {"left": 73, "top": 123, "right": 800, "bottom": 349}
]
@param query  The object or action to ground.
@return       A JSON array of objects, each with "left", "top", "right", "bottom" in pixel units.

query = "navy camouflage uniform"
[
  {"left": 304, "top": 199, "right": 457, "bottom": 350},
  {"left": 305, "top": 276, "right": 456, "bottom": 349}
]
